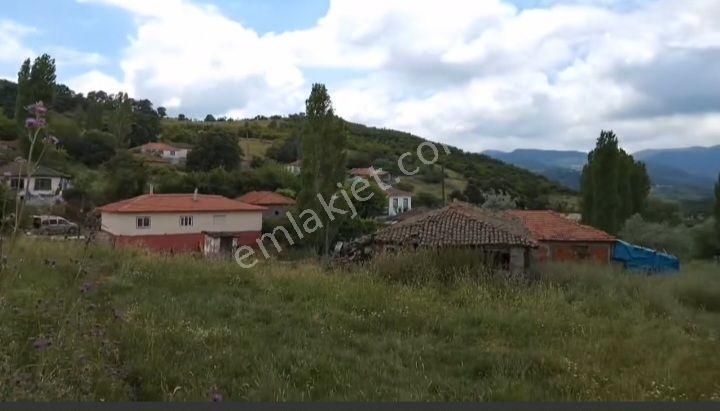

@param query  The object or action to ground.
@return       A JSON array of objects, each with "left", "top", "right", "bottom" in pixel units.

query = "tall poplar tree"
[
  {"left": 581, "top": 130, "right": 650, "bottom": 234},
  {"left": 29, "top": 54, "right": 56, "bottom": 105},
  {"left": 14, "top": 59, "right": 31, "bottom": 133},
  {"left": 298, "top": 84, "right": 347, "bottom": 256},
  {"left": 714, "top": 173, "right": 720, "bottom": 250}
]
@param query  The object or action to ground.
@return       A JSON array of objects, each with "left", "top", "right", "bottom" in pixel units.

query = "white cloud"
[
  {"left": 78, "top": 0, "right": 720, "bottom": 151},
  {"left": 66, "top": 69, "right": 125, "bottom": 94},
  {"left": 0, "top": 20, "right": 36, "bottom": 63}
]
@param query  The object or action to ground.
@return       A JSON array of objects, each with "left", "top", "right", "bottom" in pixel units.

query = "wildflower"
[
  {"left": 25, "top": 117, "right": 46, "bottom": 129},
  {"left": 26, "top": 102, "right": 47, "bottom": 116}
]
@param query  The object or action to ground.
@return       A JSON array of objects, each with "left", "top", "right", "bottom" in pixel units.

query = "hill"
[
  {"left": 2, "top": 239, "right": 719, "bottom": 400},
  {"left": 484, "top": 147, "right": 718, "bottom": 201}
]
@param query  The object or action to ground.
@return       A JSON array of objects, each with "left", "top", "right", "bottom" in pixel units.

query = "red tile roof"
[
  {"left": 97, "top": 194, "right": 266, "bottom": 213},
  {"left": 375, "top": 201, "right": 536, "bottom": 248},
  {"left": 140, "top": 142, "right": 179, "bottom": 152},
  {"left": 236, "top": 191, "right": 296, "bottom": 206},
  {"left": 504, "top": 210, "right": 615, "bottom": 242},
  {"left": 384, "top": 186, "right": 412, "bottom": 197}
]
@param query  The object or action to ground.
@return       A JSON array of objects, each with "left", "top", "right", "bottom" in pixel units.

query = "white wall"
[
  {"left": 162, "top": 148, "right": 188, "bottom": 159},
  {"left": 8, "top": 176, "right": 68, "bottom": 196},
  {"left": 101, "top": 211, "right": 262, "bottom": 236}
]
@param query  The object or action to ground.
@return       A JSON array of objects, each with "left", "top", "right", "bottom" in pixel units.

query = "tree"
[
  {"left": 298, "top": 84, "right": 347, "bottom": 257},
  {"left": 28, "top": 54, "right": 56, "bottom": 105},
  {"left": 14, "top": 59, "right": 31, "bottom": 133},
  {"left": 580, "top": 130, "right": 650, "bottom": 234},
  {"left": 481, "top": 189, "right": 517, "bottom": 211},
  {"left": 128, "top": 99, "right": 160, "bottom": 147},
  {"left": 715, "top": 173, "right": 720, "bottom": 250},
  {"left": 103, "top": 151, "right": 148, "bottom": 202},
  {"left": 204, "top": 114, "right": 216, "bottom": 122},
  {"left": 157, "top": 106, "right": 167, "bottom": 118},
  {"left": 109, "top": 92, "right": 133, "bottom": 146},
  {"left": 64, "top": 129, "right": 116, "bottom": 166},
  {"left": 0, "top": 110, "right": 15, "bottom": 140},
  {"left": 186, "top": 131, "right": 241, "bottom": 172},
  {"left": 177, "top": 113, "right": 187, "bottom": 121},
  {"left": 0, "top": 79, "right": 18, "bottom": 118},
  {"left": 84, "top": 91, "right": 105, "bottom": 130}
]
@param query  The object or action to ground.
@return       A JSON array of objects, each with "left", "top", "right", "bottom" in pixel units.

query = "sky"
[{"left": 1, "top": 0, "right": 719, "bottom": 152}]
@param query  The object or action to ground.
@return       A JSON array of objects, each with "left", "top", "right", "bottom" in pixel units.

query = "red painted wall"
[
  {"left": 111, "top": 231, "right": 261, "bottom": 254},
  {"left": 532, "top": 241, "right": 613, "bottom": 264}
]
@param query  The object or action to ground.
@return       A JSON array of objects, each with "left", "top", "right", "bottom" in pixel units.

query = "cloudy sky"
[{"left": 2, "top": 0, "right": 720, "bottom": 152}]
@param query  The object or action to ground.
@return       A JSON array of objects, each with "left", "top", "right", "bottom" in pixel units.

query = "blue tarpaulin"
[{"left": 612, "top": 240, "right": 680, "bottom": 273}]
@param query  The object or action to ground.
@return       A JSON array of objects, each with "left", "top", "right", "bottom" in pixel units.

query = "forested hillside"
[{"left": 0, "top": 54, "right": 572, "bottom": 218}]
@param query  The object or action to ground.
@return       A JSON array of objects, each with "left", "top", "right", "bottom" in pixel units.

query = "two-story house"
[
  {"left": 0, "top": 160, "right": 72, "bottom": 204},
  {"left": 98, "top": 192, "right": 265, "bottom": 255}
]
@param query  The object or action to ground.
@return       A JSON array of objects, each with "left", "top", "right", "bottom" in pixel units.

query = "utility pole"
[{"left": 441, "top": 163, "right": 446, "bottom": 205}]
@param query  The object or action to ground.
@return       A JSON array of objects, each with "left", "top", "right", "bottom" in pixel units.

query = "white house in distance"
[
  {"left": 97, "top": 192, "right": 265, "bottom": 255},
  {"left": 384, "top": 186, "right": 412, "bottom": 216},
  {"left": 138, "top": 142, "right": 191, "bottom": 164},
  {"left": 0, "top": 160, "right": 71, "bottom": 204},
  {"left": 284, "top": 159, "right": 301, "bottom": 175}
]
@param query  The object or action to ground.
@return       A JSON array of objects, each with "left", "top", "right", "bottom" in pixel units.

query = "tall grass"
[{"left": 1, "top": 239, "right": 719, "bottom": 400}]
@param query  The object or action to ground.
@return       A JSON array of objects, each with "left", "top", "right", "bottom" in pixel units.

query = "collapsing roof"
[{"left": 375, "top": 201, "right": 536, "bottom": 248}]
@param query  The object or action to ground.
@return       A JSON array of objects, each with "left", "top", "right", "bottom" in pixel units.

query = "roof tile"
[
  {"left": 98, "top": 194, "right": 266, "bottom": 213},
  {"left": 504, "top": 210, "right": 615, "bottom": 242}
]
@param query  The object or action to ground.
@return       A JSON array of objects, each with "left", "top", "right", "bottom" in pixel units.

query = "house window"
[
  {"left": 10, "top": 178, "right": 24, "bottom": 190},
  {"left": 169, "top": 150, "right": 176, "bottom": 156},
  {"left": 402, "top": 198, "right": 409, "bottom": 211},
  {"left": 572, "top": 245, "right": 591, "bottom": 260},
  {"left": 392, "top": 198, "right": 399, "bottom": 210},
  {"left": 180, "top": 216, "right": 193, "bottom": 227},
  {"left": 213, "top": 215, "right": 226, "bottom": 226},
  {"left": 33, "top": 178, "right": 52, "bottom": 191},
  {"left": 136, "top": 216, "right": 151, "bottom": 229}
]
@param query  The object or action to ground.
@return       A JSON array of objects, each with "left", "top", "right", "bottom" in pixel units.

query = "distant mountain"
[
  {"left": 634, "top": 145, "right": 720, "bottom": 180},
  {"left": 484, "top": 146, "right": 719, "bottom": 200}
]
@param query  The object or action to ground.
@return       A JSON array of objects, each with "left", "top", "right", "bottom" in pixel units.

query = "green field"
[{"left": 2, "top": 240, "right": 718, "bottom": 401}]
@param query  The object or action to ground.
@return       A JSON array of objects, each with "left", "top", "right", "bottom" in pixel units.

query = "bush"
[
  {"left": 368, "top": 249, "right": 497, "bottom": 285},
  {"left": 0, "top": 111, "right": 16, "bottom": 140},
  {"left": 619, "top": 214, "right": 694, "bottom": 260},
  {"left": 414, "top": 191, "right": 442, "bottom": 208}
]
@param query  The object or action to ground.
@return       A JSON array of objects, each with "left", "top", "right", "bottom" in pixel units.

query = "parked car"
[{"left": 32, "top": 215, "right": 80, "bottom": 236}]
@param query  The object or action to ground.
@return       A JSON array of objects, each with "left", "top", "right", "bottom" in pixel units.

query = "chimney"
[
  {"left": 149, "top": 184, "right": 154, "bottom": 195},
  {"left": 193, "top": 187, "right": 198, "bottom": 201}
]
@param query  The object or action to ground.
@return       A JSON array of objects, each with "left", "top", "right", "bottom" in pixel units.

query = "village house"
[
  {"left": 0, "top": 160, "right": 71, "bottom": 204},
  {"left": 236, "top": 191, "right": 296, "bottom": 220},
  {"left": 384, "top": 186, "right": 412, "bottom": 216},
  {"left": 284, "top": 159, "right": 302, "bottom": 175},
  {"left": 138, "top": 142, "right": 191, "bottom": 164},
  {"left": 97, "top": 192, "right": 265, "bottom": 255},
  {"left": 505, "top": 210, "right": 616, "bottom": 264},
  {"left": 349, "top": 166, "right": 397, "bottom": 185},
  {"left": 373, "top": 201, "right": 537, "bottom": 274}
]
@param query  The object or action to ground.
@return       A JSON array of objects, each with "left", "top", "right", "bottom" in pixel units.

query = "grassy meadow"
[{"left": 1, "top": 239, "right": 719, "bottom": 401}]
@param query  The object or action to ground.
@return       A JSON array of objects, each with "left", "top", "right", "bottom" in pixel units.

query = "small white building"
[
  {"left": 97, "top": 192, "right": 265, "bottom": 255},
  {"left": 384, "top": 187, "right": 412, "bottom": 216},
  {"left": 0, "top": 160, "right": 71, "bottom": 204},
  {"left": 138, "top": 142, "right": 191, "bottom": 164},
  {"left": 284, "top": 159, "right": 301, "bottom": 175}
]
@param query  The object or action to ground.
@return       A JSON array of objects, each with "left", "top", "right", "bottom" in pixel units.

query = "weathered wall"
[
  {"left": 113, "top": 231, "right": 261, "bottom": 253},
  {"left": 532, "top": 241, "right": 614, "bottom": 264}
]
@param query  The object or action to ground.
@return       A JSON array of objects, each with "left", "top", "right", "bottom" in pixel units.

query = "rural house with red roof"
[
  {"left": 98, "top": 192, "right": 265, "bottom": 255},
  {"left": 374, "top": 201, "right": 537, "bottom": 274},
  {"left": 505, "top": 210, "right": 616, "bottom": 264},
  {"left": 236, "top": 191, "right": 296, "bottom": 220}
]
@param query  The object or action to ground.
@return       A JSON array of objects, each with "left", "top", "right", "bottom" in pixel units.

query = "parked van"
[{"left": 31, "top": 215, "right": 79, "bottom": 236}]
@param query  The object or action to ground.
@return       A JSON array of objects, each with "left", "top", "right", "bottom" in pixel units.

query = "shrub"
[{"left": 619, "top": 214, "right": 694, "bottom": 260}]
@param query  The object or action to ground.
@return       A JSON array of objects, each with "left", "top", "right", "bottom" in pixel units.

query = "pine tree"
[{"left": 298, "top": 84, "right": 347, "bottom": 256}]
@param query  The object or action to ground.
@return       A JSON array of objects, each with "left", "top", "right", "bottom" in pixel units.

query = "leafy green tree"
[
  {"left": 29, "top": 54, "right": 56, "bottom": 105},
  {"left": 298, "top": 84, "right": 347, "bottom": 256},
  {"left": 0, "top": 79, "right": 18, "bottom": 118},
  {"left": 414, "top": 191, "right": 442, "bottom": 208},
  {"left": 109, "top": 92, "right": 133, "bottom": 146},
  {"left": 84, "top": 92, "right": 106, "bottom": 130},
  {"left": 177, "top": 113, "right": 187, "bottom": 121},
  {"left": 186, "top": 131, "right": 241, "bottom": 172},
  {"left": 64, "top": 129, "right": 116, "bottom": 166},
  {"left": 204, "top": 114, "right": 216, "bottom": 122},
  {"left": 715, "top": 173, "right": 720, "bottom": 250},
  {"left": 581, "top": 130, "right": 649, "bottom": 234},
  {"left": 128, "top": 99, "right": 160, "bottom": 147},
  {"left": 103, "top": 151, "right": 148, "bottom": 202},
  {"left": 14, "top": 59, "right": 31, "bottom": 133},
  {"left": 53, "top": 84, "right": 82, "bottom": 112},
  {"left": 157, "top": 106, "right": 167, "bottom": 118},
  {"left": 0, "top": 110, "right": 15, "bottom": 140}
]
